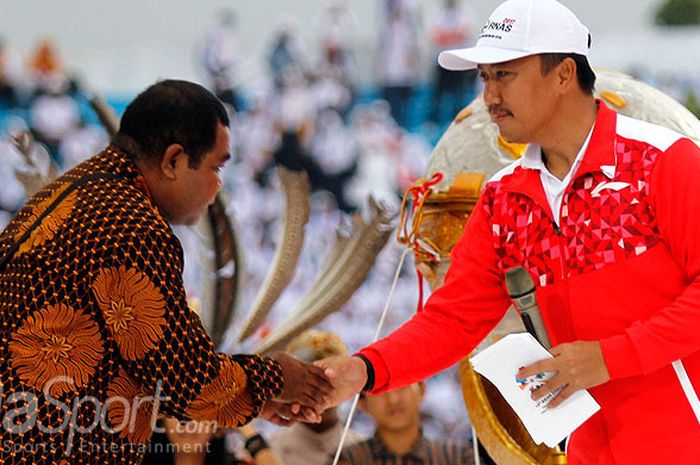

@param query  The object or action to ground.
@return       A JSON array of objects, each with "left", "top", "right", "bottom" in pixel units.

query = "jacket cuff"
[
  {"left": 600, "top": 333, "right": 644, "bottom": 379},
  {"left": 355, "top": 348, "right": 390, "bottom": 393},
  {"left": 353, "top": 354, "right": 375, "bottom": 392},
  {"left": 232, "top": 354, "right": 284, "bottom": 414}
]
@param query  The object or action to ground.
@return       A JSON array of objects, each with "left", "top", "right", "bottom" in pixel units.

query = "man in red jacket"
[{"left": 319, "top": 0, "right": 700, "bottom": 463}]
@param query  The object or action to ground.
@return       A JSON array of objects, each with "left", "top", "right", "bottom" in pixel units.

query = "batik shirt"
[{"left": 0, "top": 147, "right": 283, "bottom": 464}]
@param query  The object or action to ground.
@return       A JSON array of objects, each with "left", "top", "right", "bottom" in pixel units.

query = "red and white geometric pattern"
[{"left": 482, "top": 136, "right": 663, "bottom": 287}]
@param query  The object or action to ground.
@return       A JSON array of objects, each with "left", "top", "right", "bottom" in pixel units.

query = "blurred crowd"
[{"left": 1, "top": 0, "right": 700, "bottom": 459}]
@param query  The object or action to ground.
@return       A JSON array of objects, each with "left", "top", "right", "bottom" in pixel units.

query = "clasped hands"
[
  {"left": 260, "top": 352, "right": 330, "bottom": 426},
  {"left": 261, "top": 353, "right": 369, "bottom": 426}
]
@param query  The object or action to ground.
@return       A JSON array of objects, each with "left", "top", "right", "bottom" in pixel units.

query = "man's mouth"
[{"left": 489, "top": 108, "right": 513, "bottom": 122}]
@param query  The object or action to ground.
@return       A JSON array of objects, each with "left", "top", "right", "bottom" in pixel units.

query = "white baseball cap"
[{"left": 438, "top": 0, "right": 590, "bottom": 71}]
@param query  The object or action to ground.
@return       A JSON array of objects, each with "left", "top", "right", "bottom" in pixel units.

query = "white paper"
[{"left": 470, "top": 333, "right": 601, "bottom": 447}]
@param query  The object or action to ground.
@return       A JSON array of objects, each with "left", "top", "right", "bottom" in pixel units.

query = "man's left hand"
[{"left": 518, "top": 340, "right": 610, "bottom": 409}]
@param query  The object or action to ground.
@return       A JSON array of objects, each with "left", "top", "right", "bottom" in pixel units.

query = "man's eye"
[
  {"left": 496, "top": 71, "right": 509, "bottom": 79},
  {"left": 479, "top": 72, "right": 489, "bottom": 82}
]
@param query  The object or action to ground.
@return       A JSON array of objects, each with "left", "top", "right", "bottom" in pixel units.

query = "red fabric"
[{"left": 359, "top": 103, "right": 700, "bottom": 464}]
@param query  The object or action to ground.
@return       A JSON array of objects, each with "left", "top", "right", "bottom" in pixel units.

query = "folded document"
[{"left": 470, "top": 332, "right": 600, "bottom": 447}]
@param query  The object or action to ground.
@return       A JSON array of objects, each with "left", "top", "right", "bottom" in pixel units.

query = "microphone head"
[{"left": 505, "top": 266, "right": 535, "bottom": 298}]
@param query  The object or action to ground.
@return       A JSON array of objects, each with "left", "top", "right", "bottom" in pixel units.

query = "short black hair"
[
  {"left": 112, "top": 79, "right": 229, "bottom": 168},
  {"left": 539, "top": 53, "right": 596, "bottom": 95}
]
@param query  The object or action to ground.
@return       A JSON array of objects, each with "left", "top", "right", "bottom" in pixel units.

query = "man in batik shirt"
[{"left": 0, "top": 80, "right": 330, "bottom": 464}]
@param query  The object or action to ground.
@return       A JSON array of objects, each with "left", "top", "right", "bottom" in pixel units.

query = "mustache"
[{"left": 488, "top": 105, "right": 513, "bottom": 115}]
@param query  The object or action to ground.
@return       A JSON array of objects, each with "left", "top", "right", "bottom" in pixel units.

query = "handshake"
[{"left": 261, "top": 354, "right": 370, "bottom": 426}]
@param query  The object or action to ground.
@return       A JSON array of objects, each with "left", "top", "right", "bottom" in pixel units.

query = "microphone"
[{"left": 505, "top": 266, "right": 552, "bottom": 349}]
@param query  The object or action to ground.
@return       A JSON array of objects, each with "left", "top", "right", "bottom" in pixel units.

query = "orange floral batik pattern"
[
  {"left": 187, "top": 357, "right": 254, "bottom": 426},
  {"left": 0, "top": 148, "right": 284, "bottom": 465},
  {"left": 14, "top": 182, "right": 78, "bottom": 255},
  {"left": 107, "top": 369, "right": 157, "bottom": 445},
  {"left": 91, "top": 265, "right": 167, "bottom": 361},
  {"left": 8, "top": 303, "right": 104, "bottom": 396}
]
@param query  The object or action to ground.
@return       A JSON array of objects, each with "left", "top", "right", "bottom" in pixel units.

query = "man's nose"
[{"left": 483, "top": 80, "right": 501, "bottom": 106}]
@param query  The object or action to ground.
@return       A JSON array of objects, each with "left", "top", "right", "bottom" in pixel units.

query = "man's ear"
[
  {"left": 557, "top": 58, "right": 577, "bottom": 93},
  {"left": 159, "top": 144, "right": 187, "bottom": 180}
]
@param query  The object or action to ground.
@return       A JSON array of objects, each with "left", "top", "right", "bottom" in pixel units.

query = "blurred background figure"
[
  {"left": 0, "top": 129, "right": 27, "bottom": 228},
  {"left": 315, "top": 0, "right": 359, "bottom": 97},
  {"left": 27, "top": 73, "right": 80, "bottom": 167},
  {"left": 311, "top": 64, "right": 353, "bottom": 116},
  {"left": 309, "top": 108, "right": 357, "bottom": 212},
  {"left": 27, "top": 38, "right": 76, "bottom": 97},
  {"left": 201, "top": 9, "right": 241, "bottom": 110},
  {"left": 427, "top": 0, "right": 477, "bottom": 126},
  {"left": 376, "top": 0, "right": 422, "bottom": 129},
  {"left": 143, "top": 418, "right": 282, "bottom": 465},
  {"left": 231, "top": 92, "right": 279, "bottom": 185},
  {"left": 239, "top": 422, "right": 284, "bottom": 465},
  {"left": 57, "top": 119, "right": 109, "bottom": 168},
  {"left": 156, "top": 418, "right": 235, "bottom": 465},
  {"left": 268, "top": 66, "right": 316, "bottom": 180},
  {"left": 331, "top": 383, "right": 474, "bottom": 465},
  {"left": 268, "top": 18, "right": 309, "bottom": 91},
  {"left": 347, "top": 101, "right": 402, "bottom": 210},
  {"left": 25, "top": 38, "right": 83, "bottom": 167},
  {"left": 0, "top": 38, "right": 19, "bottom": 109}
]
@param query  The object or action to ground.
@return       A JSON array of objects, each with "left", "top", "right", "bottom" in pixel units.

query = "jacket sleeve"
[
  {"left": 358, "top": 190, "right": 512, "bottom": 393},
  {"left": 98, "top": 209, "right": 283, "bottom": 427},
  {"left": 600, "top": 138, "right": 700, "bottom": 378}
]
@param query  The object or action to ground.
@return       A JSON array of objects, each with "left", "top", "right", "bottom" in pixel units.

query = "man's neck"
[
  {"left": 378, "top": 424, "right": 421, "bottom": 455},
  {"left": 538, "top": 96, "right": 598, "bottom": 181}
]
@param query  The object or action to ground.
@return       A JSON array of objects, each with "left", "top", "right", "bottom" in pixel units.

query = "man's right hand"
[
  {"left": 272, "top": 352, "right": 333, "bottom": 413},
  {"left": 314, "top": 355, "right": 367, "bottom": 407}
]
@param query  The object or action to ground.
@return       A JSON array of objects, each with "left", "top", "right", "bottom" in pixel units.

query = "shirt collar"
[
  {"left": 521, "top": 142, "right": 547, "bottom": 171},
  {"left": 102, "top": 145, "right": 155, "bottom": 202}
]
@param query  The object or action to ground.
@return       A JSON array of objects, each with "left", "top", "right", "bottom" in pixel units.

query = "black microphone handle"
[
  {"left": 506, "top": 266, "right": 552, "bottom": 349},
  {"left": 519, "top": 306, "right": 552, "bottom": 350},
  {"left": 520, "top": 312, "right": 539, "bottom": 341}
]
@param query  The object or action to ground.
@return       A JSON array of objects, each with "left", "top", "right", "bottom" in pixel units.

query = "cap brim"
[{"left": 438, "top": 46, "right": 534, "bottom": 70}]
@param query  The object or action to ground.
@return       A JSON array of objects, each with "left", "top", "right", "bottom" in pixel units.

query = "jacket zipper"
[{"left": 552, "top": 218, "right": 565, "bottom": 281}]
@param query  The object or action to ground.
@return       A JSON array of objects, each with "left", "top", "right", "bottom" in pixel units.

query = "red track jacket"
[{"left": 359, "top": 103, "right": 700, "bottom": 464}]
